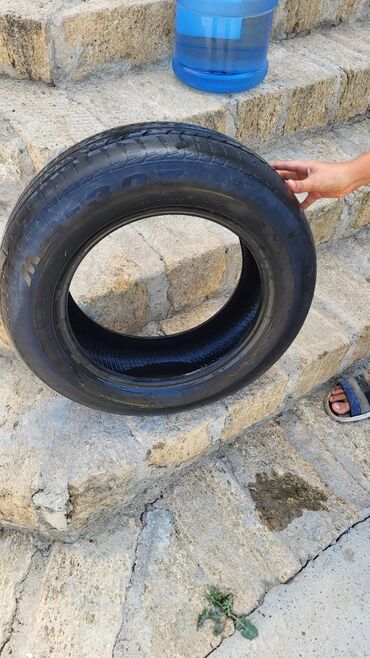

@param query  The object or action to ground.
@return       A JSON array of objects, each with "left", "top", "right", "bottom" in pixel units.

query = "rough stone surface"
[
  {"left": 283, "top": 392, "right": 370, "bottom": 501},
  {"left": 70, "top": 222, "right": 181, "bottom": 334},
  {"left": 235, "top": 22, "right": 370, "bottom": 145},
  {"left": 113, "top": 507, "right": 235, "bottom": 658},
  {"left": 0, "top": 0, "right": 367, "bottom": 83},
  {"left": 0, "top": 230, "right": 369, "bottom": 539},
  {"left": 0, "top": 121, "right": 35, "bottom": 223},
  {"left": 0, "top": 20, "right": 369, "bottom": 171},
  {"left": 0, "top": 78, "right": 105, "bottom": 169},
  {"left": 114, "top": 421, "right": 366, "bottom": 658},
  {"left": 159, "top": 459, "right": 301, "bottom": 592},
  {"left": 235, "top": 83, "right": 286, "bottom": 144},
  {"left": 71, "top": 230, "right": 152, "bottom": 333},
  {"left": 159, "top": 294, "right": 230, "bottom": 335},
  {"left": 349, "top": 184, "right": 370, "bottom": 229},
  {"left": 53, "top": 0, "right": 174, "bottom": 82},
  {"left": 113, "top": 469, "right": 299, "bottom": 657},
  {"left": 286, "top": 307, "right": 350, "bottom": 397},
  {"left": 64, "top": 75, "right": 164, "bottom": 128},
  {"left": 273, "top": 0, "right": 322, "bottom": 37},
  {"left": 0, "top": 388, "right": 369, "bottom": 657},
  {"left": 127, "top": 68, "right": 228, "bottom": 133},
  {"left": 333, "top": 117, "right": 370, "bottom": 155},
  {"left": 0, "top": 349, "right": 72, "bottom": 532},
  {"left": 319, "top": 0, "right": 366, "bottom": 24},
  {"left": 135, "top": 216, "right": 227, "bottom": 311},
  {"left": 0, "top": 25, "right": 370, "bottom": 540},
  {"left": 0, "top": 0, "right": 59, "bottom": 83},
  {"left": 0, "top": 528, "right": 35, "bottom": 649},
  {"left": 211, "top": 519, "right": 370, "bottom": 658},
  {"left": 291, "top": 25, "right": 370, "bottom": 123},
  {"left": 313, "top": 234, "right": 370, "bottom": 365},
  {"left": 270, "top": 43, "right": 337, "bottom": 135},
  {"left": 280, "top": 405, "right": 369, "bottom": 509},
  {"left": 221, "top": 367, "right": 289, "bottom": 442},
  {"left": 306, "top": 197, "right": 344, "bottom": 244},
  {"left": 1, "top": 522, "right": 140, "bottom": 657},
  {"left": 221, "top": 422, "right": 362, "bottom": 556},
  {"left": 0, "top": 22, "right": 370, "bottom": 174},
  {"left": 0, "top": 6, "right": 369, "bottom": 656}
]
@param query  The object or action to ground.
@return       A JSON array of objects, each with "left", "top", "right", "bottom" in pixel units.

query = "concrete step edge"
[{"left": 0, "top": 0, "right": 368, "bottom": 83}]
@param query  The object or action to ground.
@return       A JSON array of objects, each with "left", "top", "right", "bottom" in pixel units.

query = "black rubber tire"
[{"left": 0, "top": 122, "right": 316, "bottom": 415}]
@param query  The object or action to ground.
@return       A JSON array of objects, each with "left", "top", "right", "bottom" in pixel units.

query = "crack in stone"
[
  {"left": 201, "top": 512, "right": 370, "bottom": 658},
  {"left": 133, "top": 226, "right": 173, "bottom": 319},
  {"left": 111, "top": 527, "right": 142, "bottom": 657},
  {"left": 0, "top": 544, "right": 41, "bottom": 655},
  {"left": 111, "top": 492, "right": 164, "bottom": 658}
]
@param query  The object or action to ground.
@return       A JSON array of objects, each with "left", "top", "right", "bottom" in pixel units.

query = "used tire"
[{"left": 0, "top": 123, "right": 316, "bottom": 414}]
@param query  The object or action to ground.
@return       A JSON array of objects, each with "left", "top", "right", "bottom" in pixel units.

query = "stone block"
[
  {"left": 159, "top": 295, "right": 229, "bottom": 335},
  {"left": 349, "top": 185, "right": 370, "bottom": 229},
  {"left": 0, "top": 0, "right": 58, "bottom": 82},
  {"left": 1, "top": 523, "right": 140, "bottom": 658},
  {"left": 235, "top": 83, "right": 286, "bottom": 144},
  {"left": 221, "top": 367, "right": 289, "bottom": 442},
  {"left": 129, "top": 68, "right": 228, "bottom": 132},
  {"left": 293, "top": 29, "right": 370, "bottom": 123},
  {"left": 146, "top": 421, "right": 210, "bottom": 466},
  {"left": 289, "top": 308, "right": 350, "bottom": 397},
  {"left": 314, "top": 247, "right": 370, "bottom": 345},
  {"left": 306, "top": 198, "right": 344, "bottom": 245},
  {"left": 0, "top": 529, "right": 35, "bottom": 648},
  {"left": 0, "top": 78, "right": 104, "bottom": 169},
  {"left": 54, "top": 0, "right": 175, "bottom": 81},
  {"left": 135, "top": 215, "right": 227, "bottom": 311}
]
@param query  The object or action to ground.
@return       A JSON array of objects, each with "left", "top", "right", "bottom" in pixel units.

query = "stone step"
[
  {"left": 0, "top": 0, "right": 368, "bottom": 83},
  {"left": 0, "top": 387, "right": 368, "bottom": 657},
  {"left": 0, "top": 227, "right": 369, "bottom": 540},
  {"left": 211, "top": 521, "right": 370, "bottom": 658},
  {"left": 1, "top": 115, "right": 370, "bottom": 336},
  {"left": 0, "top": 19, "right": 369, "bottom": 171}
]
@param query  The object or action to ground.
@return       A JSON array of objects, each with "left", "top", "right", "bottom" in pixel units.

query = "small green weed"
[{"left": 197, "top": 587, "right": 258, "bottom": 641}]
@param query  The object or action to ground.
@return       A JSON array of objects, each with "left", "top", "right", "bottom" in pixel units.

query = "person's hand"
[{"left": 271, "top": 160, "right": 355, "bottom": 209}]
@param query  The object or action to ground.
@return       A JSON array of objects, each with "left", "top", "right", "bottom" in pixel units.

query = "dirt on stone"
[{"left": 248, "top": 472, "right": 328, "bottom": 531}]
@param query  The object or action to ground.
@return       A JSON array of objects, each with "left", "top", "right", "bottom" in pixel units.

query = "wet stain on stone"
[{"left": 248, "top": 472, "right": 328, "bottom": 532}]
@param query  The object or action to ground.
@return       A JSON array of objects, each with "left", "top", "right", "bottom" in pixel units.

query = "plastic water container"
[{"left": 173, "top": 0, "right": 278, "bottom": 93}]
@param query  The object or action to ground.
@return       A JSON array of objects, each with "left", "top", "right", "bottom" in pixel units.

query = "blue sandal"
[{"left": 325, "top": 372, "right": 370, "bottom": 423}]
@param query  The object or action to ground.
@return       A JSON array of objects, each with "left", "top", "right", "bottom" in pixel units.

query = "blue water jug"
[{"left": 173, "top": 0, "right": 278, "bottom": 94}]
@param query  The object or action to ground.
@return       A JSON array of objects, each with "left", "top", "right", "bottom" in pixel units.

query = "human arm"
[{"left": 271, "top": 151, "right": 370, "bottom": 209}]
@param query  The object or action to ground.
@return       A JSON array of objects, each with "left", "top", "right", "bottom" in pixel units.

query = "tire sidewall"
[{"left": 2, "top": 150, "right": 316, "bottom": 413}]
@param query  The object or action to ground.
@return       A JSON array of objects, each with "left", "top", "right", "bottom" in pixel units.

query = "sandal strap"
[{"left": 339, "top": 375, "right": 370, "bottom": 417}]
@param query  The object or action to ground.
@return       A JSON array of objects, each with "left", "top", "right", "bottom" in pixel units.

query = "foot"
[{"left": 328, "top": 384, "right": 350, "bottom": 416}]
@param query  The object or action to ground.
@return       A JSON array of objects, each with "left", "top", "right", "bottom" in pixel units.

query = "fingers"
[
  {"left": 301, "top": 192, "right": 321, "bottom": 209},
  {"left": 286, "top": 178, "right": 315, "bottom": 194},
  {"left": 275, "top": 170, "right": 307, "bottom": 181},
  {"left": 282, "top": 179, "right": 318, "bottom": 209},
  {"left": 271, "top": 161, "right": 310, "bottom": 175}
]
